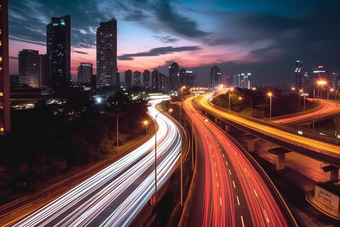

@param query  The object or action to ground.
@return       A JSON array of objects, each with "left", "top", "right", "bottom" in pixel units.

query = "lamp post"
[
  {"left": 298, "top": 89, "right": 303, "bottom": 112},
  {"left": 116, "top": 112, "right": 120, "bottom": 156},
  {"left": 317, "top": 80, "right": 327, "bottom": 99},
  {"left": 228, "top": 87, "right": 234, "bottom": 113},
  {"left": 239, "top": 95, "right": 253, "bottom": 117},
  {"left": 303, "top": 92, "right": 306, "bottom": 111},
  {"left": 268, "top": 92, "right": 272, "bottom": 121},
  {"left": 144, "top": 120, "right": 148, "bottom": 137}
]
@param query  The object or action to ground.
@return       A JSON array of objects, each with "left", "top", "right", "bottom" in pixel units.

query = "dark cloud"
[
  {"left": 73, "top": 50, "right": 88, "bottom": 55},
  {"left": 154, "top": 35, "right": 180, "bottom": 43},
  {"left": 9, "top": 56, "right": 18, "bottom": 60},
  {"left": 150, "top": 0, "right": 209, "bottom": 38},
  {"left": 118, "top": 46, "right": 201, "bottom": 60},
  {"left": 124, "top": 10, "right": 149, "bottom": 21}
]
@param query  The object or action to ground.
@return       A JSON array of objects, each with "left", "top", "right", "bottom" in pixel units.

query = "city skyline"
[{"left": 8, "top": 0, "right": 340, "bottom": 85}]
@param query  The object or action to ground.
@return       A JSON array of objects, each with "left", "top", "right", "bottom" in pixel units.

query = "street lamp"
[
  {"left": 317, "top": 80, "right": 327, "bottom": 98},
  {"left": 144, "top": 120, "right": 148, "bottom": 136},
  {"left": 268, "top": 92, "right": 272, "bottom": 121},
  {"left": 228, "top": 87, "right": 234, "bottom": 112},
  {"left": 239, "top": 95, "right": 253, "bottom": 117},
  {"left": 299, "top": 89, "right": 303, "bottom": 112}
]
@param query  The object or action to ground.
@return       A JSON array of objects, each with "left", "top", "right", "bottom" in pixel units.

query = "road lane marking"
[
  {"left": 222, "top": 154, "right": 225, "bottom": 157},
  {"left": 232, "top": 181, "right": 236, "bottom": 188},
  {"left": 240, "top": 216, "right": 245, "bottom": 227},
  {"left": 229, "top": 170, "right": 232, "bottom": 175},
  {"left": 220, "top": 197, "right": 222, "bottom": 205},
  {"left": 216, "top": 172, "right": 218, "bottom": 177},
  {"left": 236, "top": 196, "right": 240, "bottom": 205},
  {"left": 217, "top": 182, "right": 219, "bottom": 188},
  {"left": 254, "top": 189, "right": 258, "bottom": 197},
  {"left": 225, "top": 161, "right": 228, "bottom": 165}
]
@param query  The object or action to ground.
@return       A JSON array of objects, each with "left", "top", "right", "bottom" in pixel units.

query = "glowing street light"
[
  {"left": 239, "top": 95, "right": 253, "bottom": 117},
  {"left": 144, "top": 120, "right": 148, "bottom": 136},
  {"left": 268, "top": 92, "right": 272, "bottom": 121},
  {"left": 228, "top": 87, "right": 234, "bottom": 112}
]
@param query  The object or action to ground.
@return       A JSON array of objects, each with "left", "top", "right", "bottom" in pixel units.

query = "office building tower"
[
  {"left": 96, "top": 18, "right": 117, "bottom": 88},
  {"left": 151, "top": 69, "right": 160, "bottom": 91},
  {"left": 125, "top": 69, "right": 132, "bottom": 89},
  {"left": 78, "top": 63, "right": 93, "bottom": 84},
  {"left": 185, "top": 70, "right": 195, "bottom": 87},
  {"left": 143, "top": 70, "right": 150, "bottom": 89},
  {"left": 295, "top": 60, "right": 303, "bottom": 89},
  {"left": 19, "top": 49, "right": 40, "bottom": 88},
  {"left": 0, "top": 0, "right": 10, "bottom": 135},
  {"left": 159, "top": 73, "right": 168, "bottom": 93},
  {"left": 133, "top": 70, "right": 141, "bottom": 87},
  {"left": 39, "top": 54, "right": 49, "bottom": 88},
  {"left": 244, "top": 73, "right": 251, "bottom": 89},
  {"left": 179, "top": 68, "right": 186, "bottom": 87},
  {"left": 169, "top": 62, "right": 179, "bottom": 92},
  {"left": 210, "top": 66, "right": 221, "bottom": 88},
  {"left": 46, "top": 15, "right": 71, "bottom": 92}
]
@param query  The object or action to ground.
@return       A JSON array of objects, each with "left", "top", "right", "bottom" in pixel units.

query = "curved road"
[
  {"left": 7, "top": 99, "right": 181, "bottom": 227},
  {"left": 182, "top": 97, "right": 292, "bottom": 226}
]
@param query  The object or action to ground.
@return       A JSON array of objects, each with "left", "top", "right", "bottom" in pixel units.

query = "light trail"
[{"left": 11, "top": 99, "right": 181, "bottom": 227}]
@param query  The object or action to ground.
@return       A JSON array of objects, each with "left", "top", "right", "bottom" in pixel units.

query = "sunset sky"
[{"left": 8, "top": 0, "right": 340, "bottom": 85}]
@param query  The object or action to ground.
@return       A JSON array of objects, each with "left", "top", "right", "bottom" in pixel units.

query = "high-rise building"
[
  {"left": 185, "top": 70, "right": 195, "bottom": 87},
  {"left": 39, "top": 54, "right": 49, "bottom": 88},
  {"left": 151, "top": 69, "right": 160, "bottom": 91},
  {"left": 125, "top": 69, "right": 132, "bottom": 89},
  {"left": 143, "top": 70, "right": 150, "bottom": 89},
  {"left": 133, "top": 70, "right": 141, "bottom": 87},
  {"left": 233, "top": 73, "right": 251, "bottom": 89},
  {"left": 78, "top": 63, "right": 93, "bottom": 84},
  {"left": 96, "top": 18, "right": 117, "bottom": 88},
  {"left": 179, "top": 68, "right": 186, "bottom": 87},
  {"left": 169, "top": 62, "right": 179, "bottom": 92},
  {"left": 210, "top": 66, "right": 221, "bottom": 88},
  {"left": 159, "top": 73, "right": 168, "bottom": 93},
  {"left": 46, "top": 15, "right": 71, "bottom": 92},
  {"left": 295, "top": 60, "right": 303, "bottom": 89},
  {"left": 0, "top": 0, "right": 10, "bottom": 135},
  {"left": 19, "top": 49, "right": 40, "bottom": 88}
]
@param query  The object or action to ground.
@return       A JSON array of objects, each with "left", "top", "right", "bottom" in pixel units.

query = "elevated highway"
[{"left": 196, "top": 94, "right": 340, "bottom": 169}]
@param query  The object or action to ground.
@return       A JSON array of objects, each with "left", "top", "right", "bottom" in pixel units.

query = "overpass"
[{"left": 195, "top": 95, "right": 340, "bottom": 181}]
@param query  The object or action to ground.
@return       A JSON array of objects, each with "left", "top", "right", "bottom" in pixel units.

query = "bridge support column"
[
  {"left": 322, "top": 165, "right": 339, "bottom": 182},
  {"left": 243, "top": 135, "right": 257, "bottom": 152},
  {"left": 224, "top": 124, "right": 230, "bottom": 132},
  {"left": 268, "top": 147, "right": 291, "bottom": 171}
]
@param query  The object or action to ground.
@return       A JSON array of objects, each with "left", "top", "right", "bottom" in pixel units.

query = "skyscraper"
[
  {"left": 0, "top": 0, "right": 10, "bottom": 135},
  {"left": 179, "top": 68, "right": 186, "bottom": 87},
  {"left": 46, "top": 15, "right": 71, "bottom": 92},
  {"left": 77, "top": 63, "right": 93, "bottom": 84},
  {"left": 133, "top": 70, "right": 141, "bottom": 87},
  {"left": 125, "top": 69, "right": 132, "bottom": 89},
  {"left": 169, "top": 62, "right": 179, "bottom": 92},
  {"left": 210, "top": 66, "right": 221, "bottom": 88},
  {"left": 19, "top": 49, "right": 40, "bottom": 88},
  {"left": 143, "top": 70, "right": 150, "bottom": 89},
  {"left": 96, "top": 18, "right": 117, "bottom": 88},
  {"left": 151, "top": 69, "right": 160, "bottom": 91},
  {"left": 295, "top": 60, "right": 303, "bottom": 89}
]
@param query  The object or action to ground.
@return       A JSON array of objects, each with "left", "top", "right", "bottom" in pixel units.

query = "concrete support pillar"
[
  {"left": 215, "top": 117, "right": 218, "bottom": 124},
  {"left": 321, "top": 165, "right": 339, "bottom": 182},
  {"left": 224, "top": 124, "right": 230, "bottom": 132},
  {"left": 268, "top": 147, "right": 290, "bottom": 171},
  {"left": 330, "top": 170, "right": 338, "bottom": 181},
  {"left": 247, "top": 139, "right": 255, "bottom": 152},
  {"left": 276, "top": 153, "right": 285, "bottom": 171}
]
